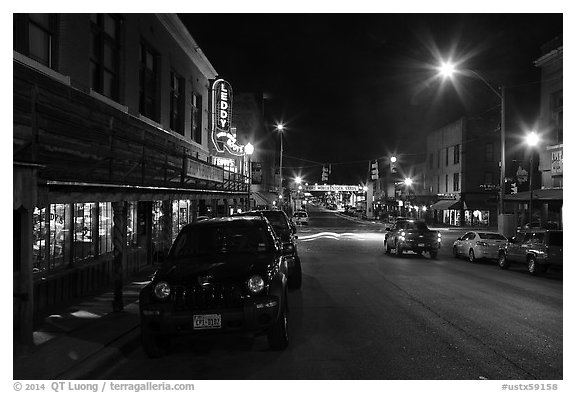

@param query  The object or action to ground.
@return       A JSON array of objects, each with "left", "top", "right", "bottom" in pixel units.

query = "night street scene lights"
[
  {"left": 526, "top": 131, "right": 540, "bottom": 227},
  {"left": 276, "top": 123, "right": 285, "bottom": 208},
  {"left": 245, "top": 142, "right": 254, "bottom": 211},
  {"left": 437, "top": 59, "right": 507, "bottom": 232}
]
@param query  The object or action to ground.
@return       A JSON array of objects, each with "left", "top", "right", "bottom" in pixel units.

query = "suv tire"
[
  {"left": 384, "top": 239, "right": 391, "bottom": 254},
  {"left": 395, "top": 242, "right": 403, "bottom": 256},
  {"left": 288, "top": 257, "right": 302, "bottom": 289},
  {"left": 268, "top": 299, "right": 288, "bottom": 350}
]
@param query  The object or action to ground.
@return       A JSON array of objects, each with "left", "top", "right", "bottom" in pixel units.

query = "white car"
[
  {"left": 453, "top": 231, "right": 508, "bottom": 262},
  {"left": 293, "top": 211, "right": 309, "bottom": 225}
]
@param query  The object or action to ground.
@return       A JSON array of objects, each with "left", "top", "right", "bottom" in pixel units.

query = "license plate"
[
  {"left": 418, "top": 243, "right": 425, "bottom": 247},
  {"left": 193, "top": 314, "right": 221, "bottom": 330}
]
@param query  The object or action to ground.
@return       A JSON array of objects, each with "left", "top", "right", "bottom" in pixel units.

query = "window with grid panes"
[
  {"left": 170, "top": 72, "right": 185, "bottom": 134},
  {"left": 14, "top": 13, "right": 57, "bottom": 68},
  {"left": 139, "top": 43, "right": 159, "bottom": 121},
  {"left": 90, "top": 14, "right": 121, "bottom": 100}
]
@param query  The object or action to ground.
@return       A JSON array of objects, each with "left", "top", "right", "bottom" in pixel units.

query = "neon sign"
[{"left": 211, "top": 79, "right": 245, "bottom": 156}]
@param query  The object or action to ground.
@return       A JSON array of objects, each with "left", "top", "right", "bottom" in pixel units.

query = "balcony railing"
[{"left": 13, "top": 60, "right": 247, "bottom": 193}]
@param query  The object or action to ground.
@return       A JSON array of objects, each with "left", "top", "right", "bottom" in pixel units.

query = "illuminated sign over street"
[
  {"left": 304, "top": 185, "right": 360, "bottom": 192},
  {"left": 211, "top": 79, "right": 245, "bottom": 156}
]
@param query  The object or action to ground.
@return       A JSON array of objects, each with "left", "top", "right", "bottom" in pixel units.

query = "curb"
[{"left": 58, "top": 325, "right": 141, "bottom": 379}]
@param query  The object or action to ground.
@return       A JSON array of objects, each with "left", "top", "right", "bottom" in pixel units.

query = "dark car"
[
  {"left": 139, "top": 216, "right": 290, "bottom": 358},
  {"left": 236, "top": 210, "right": 302, "bottom": 289},
  {"left": 498, "top": 229, "right": 563, "bottom": 275},
  {"left": 384, "top": 219, "right": 441, "bottom": 258}
]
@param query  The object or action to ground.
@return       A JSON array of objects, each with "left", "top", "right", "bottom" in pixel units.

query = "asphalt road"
[{"left": 105, "top": 206, "right": 562, "bottom": 380}]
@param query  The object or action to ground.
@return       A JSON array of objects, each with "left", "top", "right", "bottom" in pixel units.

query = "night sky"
[{"left": 179, "top": 13, "right": 563, "bottom": 184}]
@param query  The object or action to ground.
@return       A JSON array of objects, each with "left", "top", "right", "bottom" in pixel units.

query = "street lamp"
[
  {"left": 526, "top": 131, "right": 540, "bottom": 227},
  {"left": 245, "top": 142, "right": 254, "bottom": 211},
  {"left": 438, "top": 61, "right": 506, "bottom": 231},
  {"left": 276, "top": 123, "right": 284, "bottom": 209}
]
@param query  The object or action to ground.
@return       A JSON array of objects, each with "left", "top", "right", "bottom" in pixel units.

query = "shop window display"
[
  {"left": 172, "top": 200, "right": 192, "bottom": 242},
  {"left": 99, "top": 202, "right": 113, "bottom": 255},
  {"left": 32, "top": 207, "right": 47, "bottom": 272},
  {"left": 73, "top": 203, "right": 96, "bottom": 261},
  {"left": 127, "top": 201, "right": 138, "bottom": 247}
]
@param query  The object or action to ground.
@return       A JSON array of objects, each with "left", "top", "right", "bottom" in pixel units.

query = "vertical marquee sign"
[{"left": 211, "top": 79, "right": 244, "bottom": 156}]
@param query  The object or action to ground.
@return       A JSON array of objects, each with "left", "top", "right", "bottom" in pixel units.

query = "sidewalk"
[{"left": 13, "top": 268, "right": 155, "bottom": 380}]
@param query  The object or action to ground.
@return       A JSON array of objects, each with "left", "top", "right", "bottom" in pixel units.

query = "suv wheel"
[
  {"left": 468, "top": 249, "right": 476, "bottom": 263},
  {"left": 141, "top": 323, "right": 170, "bottom": 358},
  {"left": 288, "top": 257, "right": 302, "bottom": 289},
  {"left": 268, "top": 299, "right": 288, "bottom": 350},
  {"left": 498, "top": 252, "right": 509, "bottom": 269},
  {"left": 527, "top": 256, "right": 542, "bottom": 276}
]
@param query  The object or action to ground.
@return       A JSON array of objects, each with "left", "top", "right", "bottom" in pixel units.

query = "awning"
[
  {"left": 505, "top": 188, "right": 563, "bottom": 201},
  {"left": 430, "top": 200, "right": 468, "bottom": 210},
  {"left": 252, "top": 191, "right": 277, "bottom": 208}
]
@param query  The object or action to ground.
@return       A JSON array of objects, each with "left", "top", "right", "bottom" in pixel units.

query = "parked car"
[
  {"left": 452, "top": 231, "right": 508, "bottom": 262},
  {"left": 236, "top": 210, "right": 302, "bottom": 288},
  {"left": 293, "top": 210, "right": 309, "bottom": 225},
  {"left": 384, "top": 219, "right": 441, "bottom": 258},
  {"left": 497, "top": 229, "right": 563, "bottom": 275},
  {"left": 139, "top": 216, "right": 291, "bottom": 358}
]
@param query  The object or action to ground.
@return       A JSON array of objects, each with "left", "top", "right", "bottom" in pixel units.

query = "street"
[{"left": 105, "top": 207, "right": 562, "bottom": 380}]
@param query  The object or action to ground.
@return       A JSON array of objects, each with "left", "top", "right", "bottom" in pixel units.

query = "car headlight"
[
  {"left": 247, "top": 275, "right": 265, "bottom": 294},
  {"left": 153, "top": 281, "right": 171, "bottom": 300},
  {"left": 400, "top": 231, "right": 406, "bottom": 237}
]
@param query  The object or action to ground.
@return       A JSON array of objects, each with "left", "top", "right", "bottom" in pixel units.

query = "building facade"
[
  {"left": 13, "top": 14, "right": 250, "bottom": 348},
  {"left": 505, "top": 35, "right": 563, "bottom": 229},
  {"left": 425, "top": 114, "right": 501, "bottom": 227}
]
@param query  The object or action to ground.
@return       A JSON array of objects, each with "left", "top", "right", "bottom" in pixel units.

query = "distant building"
[{"left": 13, "top": 14, "right": 249, "bottom": 348}]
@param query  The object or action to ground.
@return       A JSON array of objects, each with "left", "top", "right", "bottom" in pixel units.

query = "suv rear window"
[
  {"left": 548, "top": 231, "right": 563, "bottom": 246},
  {"left": 171, "top": 223, "right": 273, "bottom": 259}
]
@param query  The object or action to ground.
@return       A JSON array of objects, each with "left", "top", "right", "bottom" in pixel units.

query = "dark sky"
[{"left": 179, "top": 13, "right": 562, "bottom": 184}]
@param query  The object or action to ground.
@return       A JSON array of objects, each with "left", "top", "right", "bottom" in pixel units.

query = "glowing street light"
[
  {"left": 276, "top": 123, "right": 284, "bottom": 208},
  {"left": 245, "top": 142, "right": 254, "bottom": 211},
  {"left": 437, "top": 60, "right": 507, "bottom": 232},
  {"left": 526, "top": 131, "right": 540, "bottom": 227},
  {"left": 404, "top": 177, "right": 413, "bottom": 187}
]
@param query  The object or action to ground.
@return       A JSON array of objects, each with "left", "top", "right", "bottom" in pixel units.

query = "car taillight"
[{"left": 476, "top": 241, "right": 489, "bottom": 247}]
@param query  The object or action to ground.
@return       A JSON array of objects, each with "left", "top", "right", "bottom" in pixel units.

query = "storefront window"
[
  {"left": 73, "top": 203, "right": 96, "bottom": 262},
  {"left": 152, "top": 201, "right": 164, "bottom": 241},
  {"left": 49, "top": 203, "right": 71, "bottom": 270},
  {"left": 99, "top": 202, "right": 113, "bottom": 255},
  {"left": 127, "top": 201, "right": 138, "bottom": 247},
  {"left": 32, "top": 207, "right": 47, "bottom": 272},
  {"left": 172, "top": 200, "right": 191, "bottom": 242}
]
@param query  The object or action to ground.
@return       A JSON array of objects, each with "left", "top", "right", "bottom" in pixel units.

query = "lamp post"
[
  {"left": 438, "top": 62, "right": 506, "bottom": 231},
  {"left": 276, "top": 123, "right": 284, "bottom": 209},
  {"left": 404, "top": 177, "right": 413, "bottom": 217},
  {"left": 245, "top": 142, "right": 254, "bottom": 211},
  {"left": 526, "top": 131, "right": 539, "bottom": 227}
]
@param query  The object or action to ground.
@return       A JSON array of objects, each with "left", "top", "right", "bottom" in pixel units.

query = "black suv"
[
  {"left": 498, "top": 229, "right": 563, "bottom": 275},
  {"left": 139, "top": 216, "right": 290, "bottom": 357},
  {"left": 236, "top": 210, "right": 302, "bottom": 289}
]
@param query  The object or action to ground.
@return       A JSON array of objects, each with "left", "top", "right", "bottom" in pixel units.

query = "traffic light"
[
  {"left": 511, "top": 182, "right": 518, "bottom": 194},
  {"left": 371, "top": 160, "right": 379, "bottom": 180},
  {"left": 390, "top": 156, "right": 397, "bottom": 173},
  {"left": 321, "top": 165, "right": 329, "bottom": 182}
]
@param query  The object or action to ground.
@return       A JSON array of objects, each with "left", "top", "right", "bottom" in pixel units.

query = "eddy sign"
[{"left": 211, "top": 79, "right": 245, "bottom": 156}]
